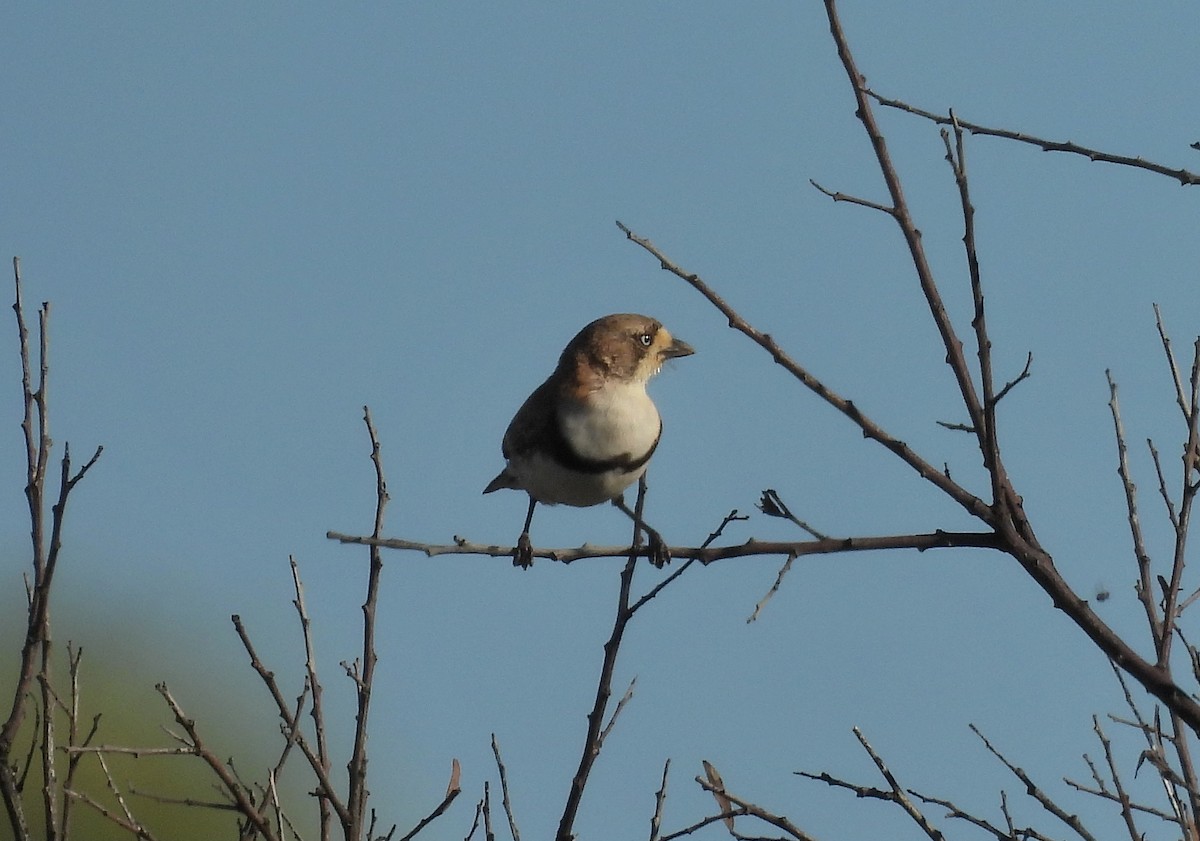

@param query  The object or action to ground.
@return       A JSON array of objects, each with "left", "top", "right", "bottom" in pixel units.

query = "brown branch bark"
[
  {"left": 327, "top": 529, "right": 1004, "bottom": 563},
  {"left": 1, "top": 259, "right": 102, "bottom": 841},
  {"left": 346, "top": 406, "right": 389, "bottom": 841},
  {"left": 555, "top": 480, "right": 645, "bottom": 841},
  {"left": 865, "top": 89, "right": 1200, "bottom": 186},
  {"left": 615, "top": 219, "right": 995, "bottom": 528},
  {"left": 155, "top": 683, "right": 279, "bottom": 841},
  {"left": 624, "top": 0, "right": 1200, "bottom": 737},
  {"left": 397, "top": 759, "right": 461, "bottom": 841},
  {"left": 232, "top": 615, "right": 351, "bottom": 829},
  {"left": 288, "top": 556, "right": 332, "bottom": 839}
]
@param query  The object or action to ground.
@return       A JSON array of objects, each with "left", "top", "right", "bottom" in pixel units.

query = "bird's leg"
[
  {"left": 612, "top": 494, "right": 671, "bottom": 568},
  {"left": 514, "top": 496, "right": 537, "bottom": 569}
]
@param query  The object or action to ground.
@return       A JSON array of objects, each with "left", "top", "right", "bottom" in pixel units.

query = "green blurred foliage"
[{"left": 2, "top": 603, "right": 317, "bottom": 841}]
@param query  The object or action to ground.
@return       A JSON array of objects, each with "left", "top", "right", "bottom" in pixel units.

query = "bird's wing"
[{"left": 500, "top": 377, "right": 559, "bottom": 460}]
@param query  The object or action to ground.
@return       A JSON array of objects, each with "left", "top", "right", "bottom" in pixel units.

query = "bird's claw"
[
  {"left": 513, "top": 532, "right": 534, "bottom": 569},
  {"left": 647, "top": 527, "right": 671, "bottom": 569}
]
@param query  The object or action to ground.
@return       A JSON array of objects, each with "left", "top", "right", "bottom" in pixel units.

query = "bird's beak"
[{"left": 662, "top": 337, "right": 695, "bottom": 359}]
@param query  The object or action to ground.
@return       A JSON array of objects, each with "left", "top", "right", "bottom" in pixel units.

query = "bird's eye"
[{"left": 638, "top": 333, "right": 653, "bottom": 347}]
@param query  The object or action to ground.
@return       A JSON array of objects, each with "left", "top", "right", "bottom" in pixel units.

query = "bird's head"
[{"left": 563, "top": 313, "right": 694, "bottom": 385}]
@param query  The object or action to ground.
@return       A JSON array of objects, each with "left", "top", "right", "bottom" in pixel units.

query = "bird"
[{"left": 484, "top": 313, "right": 694, "bottom": 568}]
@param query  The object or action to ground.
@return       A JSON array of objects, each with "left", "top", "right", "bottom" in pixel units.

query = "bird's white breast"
[
  {"left": 504, "top": 380, "right": 661, "bottom": 507},
  {"left": 558, "top": 379, "right": 661, "bottom": 463}
]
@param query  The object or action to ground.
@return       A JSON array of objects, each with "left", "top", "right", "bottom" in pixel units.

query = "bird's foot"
[
  {"left": 612, "top": 495, "right": 671, "bottom": 568},
  {"left": 513, "top": 532, "right": 534, "bottom": 569},
  {"left": 645, "top": 525, "right": 671, "bottom": 569}
]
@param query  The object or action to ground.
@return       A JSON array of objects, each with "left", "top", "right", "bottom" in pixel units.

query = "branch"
[
  {"left": 971, "top": 724, "right": 1097, "bottom": 841},
  {"left": 154, "top": 683, "right": 279, "bottom": 841},
  {"left": 629, "top": 507, "right": 750, "bottom": 616},
  {"left": 692, "top": 761, "right": 821, "bottom": 841},
  {"left": 491, "top": 735, "right": 520, "bottom": 841},
  {"left": 1106, "top": 662, "right": 1189, "bottom": 828},
  {"left": 747, "top": 552, "right": 795, "bottom": 624},
  {"left": 907, "top": 789, "right": 1033, "bottom": 841},
  {"left": 615, "top": 218, "right": 994, "bottom": 527},
  {"left": 616, "top": 0, "right": 1200, "bottom": 736},
  {"left": 940, "top": 115, "right": 1005, "bottom": 505},
  {"left": 649, "top": 759, "right": 669, "bottom": 841},
  {"left": 1, "top": 258, "right": 102, "bottom": 841},
  {"left": 865, "top": 89, "right": 1200, "bottom": 186},
  {"left": 289, "top": 555, "right": 332, "bottom": 838},
  {"left": 850, "top": 727, "right": 945, "bottom": 841},
  {"left": 232, "top": 615, "right": 351, "bottom": 829},
  {"left": 1107, "top": 371, "right": 1161, "bottom": 640},
  {"left": 821, "top": 1, "right": 988, "bottom": 447},
  {"left": 556, "top": 479, "right": 646, "bottom": 841},
  {"left": 397, "top": 759, "right": 461, "bottom": 841},
  {"left": 1157, "top": 339, "right": 1200, "bottom": 666},
  {"left": 327, "top": 530, "right": 1004, "bottom": 564},
  {"left": 348, "top": 405, "right": 390, "bottom": 839}
]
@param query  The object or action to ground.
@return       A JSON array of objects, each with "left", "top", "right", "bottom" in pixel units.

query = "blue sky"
[{"left": 3, "top": 3, "right": 1199, "bottom": 839}]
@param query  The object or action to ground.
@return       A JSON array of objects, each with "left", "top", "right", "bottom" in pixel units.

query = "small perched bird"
[{"left": 484, "top": 313, "right": 694, "bottom": 568}]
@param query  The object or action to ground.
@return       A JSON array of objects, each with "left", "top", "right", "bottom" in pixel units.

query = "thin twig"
[
  {"left": 1158, "top": 340, "right": 1200, "bottom": 666},
  {"left": 941, "top": 115, "right": 1002, "bottom": 505},
  {"left": 629, "top": 508, "right": 748, "bottom": 615},
  {"left": 231, "top": 615, "right": 350, "bottom": 828},
  {"left": 866, "top": 89, "right": 1200, "bottom": 186},
  {"left": 1092, "top": 716, "right": 1142, "bottom": 841},
  {"left": 693, "top": 766, "right": 821, "bottom": 841},
  {"left": 154, "top": 682, "right": 278, "bottom": 841},
  {"left": 908, "top": 788, "right": 1026, "bottom": 841},
  {"left": 597, "top": 678, "right": 636, "bottom": 755},
  {"left": 616, "top": 218, "right": 994, "bottom": 526},
  {"left": 823, "top": 2, "right": 989, "bottom": 447},
  {"left": 649, "top": 759, "right": 670, "bottom": 841},
  {"left": 971, "top": 724, "right": 1097, "bottom": 841},
  {"left": 491, "top": 735, "right": 520, "bottom": 841},
  {"left": 398, "top": 759, "right": 461, "bottom": 841},
  {"left": 1150, "top": 439, "right": 1180, "bottom": 533},
  {"left": 289, "top": 555, "right": 332, "bottom": 838},
  {"left": 1154, "top": 304, "right": 1191, "bottom": 422},
  {"left": 463, "top": 797, "right": 484, "bottom": 841},
  {"left": 348, "top": 405, "right": 390, "bottom": 840},
  {"left": 852, "top": 727, "right": 944, "bottom": 841},
  {"left": 64, "top": 786, "right": 159, "bottom": 841},
  {"left": 483, "top": 782, "right": 495, "bottom": 841},
  {"left": 758, "top": 489, "right": 826, "bottom": 540},
  {"left": 1108, "top": 372, "right": 1160, "bottom": 638},
  {"left": 1107, "top": 661, "right": 1188, "bottom": 826},
  {"left": 747, "top": 553, "right": 795, "bottom": 624},
  {"left": 992, "top": 352, "right": 1033, "bottom": 404},
  {"left": 808, "top": 179, "right": 894, "bottom": 214}
]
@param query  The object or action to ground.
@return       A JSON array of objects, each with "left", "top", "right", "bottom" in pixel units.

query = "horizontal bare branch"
[{"left": 327, "top": 529, "right": 1004, "bottom": 564}]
